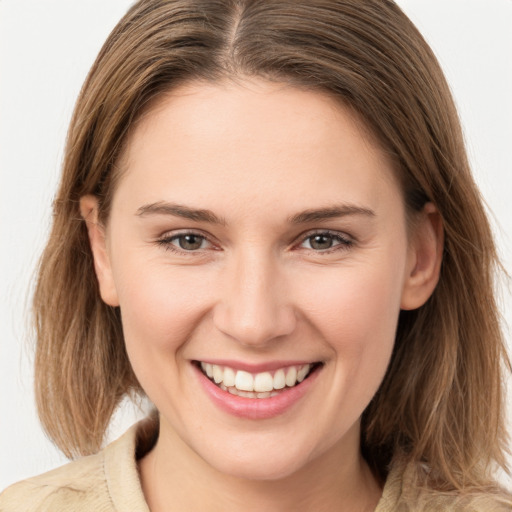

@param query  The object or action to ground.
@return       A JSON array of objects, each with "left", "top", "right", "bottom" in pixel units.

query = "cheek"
[
  {"left": 112, "top": 257, "right": 213, "bottom": 359},
  {"left": 300, "top": 261, "right": 404, "bottom": 348},
  {"left": 296, "top": 252, "right": 406, "bottom": 400},
  {"left": 112, "top": 261, "right": 219, "bottom": 411}
]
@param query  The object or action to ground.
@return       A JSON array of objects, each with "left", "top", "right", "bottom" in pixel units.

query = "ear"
[
  {"left": 79, "top": 195, "right": 120, "bottom": 307},
  {"left": 400, "top": 203, "right": 444, "bottom": 311}
]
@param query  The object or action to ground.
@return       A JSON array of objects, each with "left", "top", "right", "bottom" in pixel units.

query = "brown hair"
[{"left": 34, "top": 0, "right": 510, "bottom": 496}]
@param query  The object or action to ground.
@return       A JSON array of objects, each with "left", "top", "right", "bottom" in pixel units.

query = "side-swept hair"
[{"left": 33, "top": 0, "right": 509, "bottom": 495}]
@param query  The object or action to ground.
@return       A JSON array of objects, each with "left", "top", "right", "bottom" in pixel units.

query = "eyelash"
[
  {"left": 297, "top": 230, "right": 354, "bottom": 253},
  {"left": 156, "top": 230, "right": 214, "bottom": 254},
  {"left": 156, "top": 229, "right": 354, "bottom": 255}
]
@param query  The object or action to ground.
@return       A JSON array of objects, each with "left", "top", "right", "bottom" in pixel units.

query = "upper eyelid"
[
  {"left": 295, "top": 228, "right": 353, "bottom": 243},
  {"left": 158, "top": 228, "right": 212, "bottom": 241}
]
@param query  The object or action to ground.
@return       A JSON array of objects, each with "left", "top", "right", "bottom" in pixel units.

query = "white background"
[{"left": 1, "top": 0, "right": 511, "bottom": 490}]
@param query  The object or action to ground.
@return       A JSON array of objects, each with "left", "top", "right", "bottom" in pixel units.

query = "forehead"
[{"left": 113, "top": 78, "right": 401, "bottom": 218}]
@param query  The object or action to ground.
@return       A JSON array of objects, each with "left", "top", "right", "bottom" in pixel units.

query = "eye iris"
[
  {"left": 178, "top": 234, "right": 203, "bottom": 250},
  {"left": 310, "top": 234, "right": 333, "bottom": 250}
]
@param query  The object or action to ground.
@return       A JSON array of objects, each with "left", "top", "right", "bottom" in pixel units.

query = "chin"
[
  {"left": 210, "top": 454, "right": 307, "bottom": 482},
  {"left": 194, "top": 434, "right": 320, "bottom": 482}
]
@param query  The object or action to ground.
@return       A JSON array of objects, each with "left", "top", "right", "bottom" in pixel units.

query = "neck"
[{"left": 139, "top": 418, "right": 382, "bottom": 512}]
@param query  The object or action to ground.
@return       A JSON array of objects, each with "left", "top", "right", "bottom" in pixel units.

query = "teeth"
[
  {"left": 254, "top": 372, "right": 274, "bottom": 392},
  {"left": 285, "top": 366, "right": 297, "bottom": 387},
  {"left": 297, "top": 365, "right": 310, "bottom": 383},
  {"left": 235, "top": 370, "right": 254, "bottom": 392},
  {"left": 200, "top": 362, "right": 314, "bottom": 396},
  {"left": 213, "top": 365, "right": 223, "bottom": 384},
  {"left": 273, "top": 369, "right": 286, "bottom": 390},
  {"left": 223, "top": 367, "right": 236, "bottom": 387}
]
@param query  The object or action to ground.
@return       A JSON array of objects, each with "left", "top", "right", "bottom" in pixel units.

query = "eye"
[
  {"left": 173, "top": 233, "right": 207, "bottom": 250},
  {"left": 299, "top": 231, "right": 353, "bottom": 252},
  {"left": 157, "top": 232, "right": 212, "bottom": 252}
]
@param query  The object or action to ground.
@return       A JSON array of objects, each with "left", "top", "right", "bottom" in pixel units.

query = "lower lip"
[{"left": 194, "top": 364, "right": 321, "bottom": 420}]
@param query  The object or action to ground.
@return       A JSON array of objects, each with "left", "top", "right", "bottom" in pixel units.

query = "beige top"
[{"left": 1, "top": 417, "right": 511, "bottom": 511}]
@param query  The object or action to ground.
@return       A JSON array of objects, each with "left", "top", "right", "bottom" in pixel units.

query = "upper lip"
[{"left": 194, "top": 359, "right": 320, "bottom": 373}]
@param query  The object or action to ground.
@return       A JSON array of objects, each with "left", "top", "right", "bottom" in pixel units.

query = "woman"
[{"left": 1, "top": 0, "right": 510, "bottom": 510}]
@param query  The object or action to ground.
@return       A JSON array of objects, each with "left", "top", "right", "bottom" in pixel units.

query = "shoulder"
[
  {"left": 402, "top": 492, "right": 512, "bottom": 512},
  {"left": 0, "top": 417, "right": 155, "bottom": 512},
  {"left": 377, "top": 461, "right": 512, "bottom": 512},
  {"left": 0, "top": 451, "right": 109, "bottom": 512}
]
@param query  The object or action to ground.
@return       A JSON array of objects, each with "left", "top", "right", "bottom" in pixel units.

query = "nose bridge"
[{"left": 213, "top": 246, "right": 295, "bottom": 346}]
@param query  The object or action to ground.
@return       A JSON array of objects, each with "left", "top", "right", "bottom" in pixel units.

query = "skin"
[{"left": 81, "top": 78, "right": 443, "bottom": 511}]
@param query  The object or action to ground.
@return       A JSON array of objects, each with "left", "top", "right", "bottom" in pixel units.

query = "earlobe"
[
  {"left": 79, "top": 195, "right": 120, "bottom": 307},
  {"left": 400, "top": 203, "right": 444, "bottom": 311}
]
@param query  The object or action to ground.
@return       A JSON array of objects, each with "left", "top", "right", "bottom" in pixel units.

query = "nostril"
[{"left": 212, "top": 302, "right": 296, "bottom": 347}]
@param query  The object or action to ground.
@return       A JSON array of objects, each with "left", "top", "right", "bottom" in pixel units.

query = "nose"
[{"left": 213, "top": 249, "right": 296, "bottom": 347}]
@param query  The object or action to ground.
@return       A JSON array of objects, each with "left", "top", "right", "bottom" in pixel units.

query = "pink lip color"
[
  {"left": 194, "top": 363, "right": 320, "bottom": 420},
  {"left": 198, "top": 359, "right": 312, "bottom": 373}
]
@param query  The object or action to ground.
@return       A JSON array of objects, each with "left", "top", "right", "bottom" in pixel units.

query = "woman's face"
[{"left": 85, "top": 79, "right": 438, "bottom": 480}]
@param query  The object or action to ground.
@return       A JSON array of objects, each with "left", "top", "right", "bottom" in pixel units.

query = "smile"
[{"left": 199, "top": 362, "right": 318, "bottom": 399}]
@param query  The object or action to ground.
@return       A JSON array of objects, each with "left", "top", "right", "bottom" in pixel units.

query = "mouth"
[{"left": 196, "top": 361, "right": 323, "bottom": 399}]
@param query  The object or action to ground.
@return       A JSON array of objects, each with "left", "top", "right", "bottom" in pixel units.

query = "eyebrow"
[
  {"left": 136, "top": 202, "right": 226, "bottom": 225},
  {"left": 136, "top": 201, "right": 375, "bottom": 225},
  {"left": 288, "top": 204, "right": 375, "bottom": 224}
]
